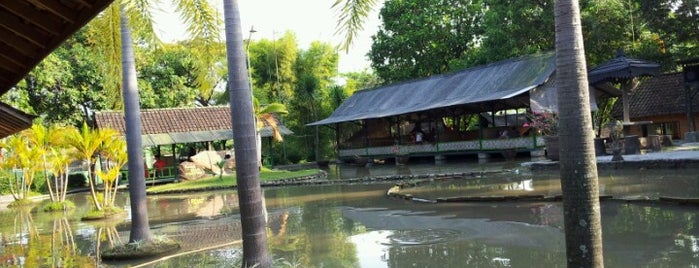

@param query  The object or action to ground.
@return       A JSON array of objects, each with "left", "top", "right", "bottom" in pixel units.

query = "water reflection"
[
  {"left": 1, "top": 164, "right": 699, "bottom": 267},
  {"left": 397, "top": 168, "right": 699, "bottom": 200},
  {"left": 0, "top": 205, "right": 98, "bottom": 267}
]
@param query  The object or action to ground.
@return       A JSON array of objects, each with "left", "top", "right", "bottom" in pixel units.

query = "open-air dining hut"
[
  {"left": 95, "top": 106, "right": 292, "bottom": 181},
  {"left": 310, "top": 52, "right": 608, "bottom": 163}
]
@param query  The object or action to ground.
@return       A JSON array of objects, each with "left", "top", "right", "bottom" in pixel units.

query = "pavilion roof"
[
  {"left": 309, "top": 52, "right": 556, "bottom": 126},
  {"left": 95, "top": 106, "right": 292, "bottom": 146},
  {"left": 611, "top": 72, "right": 697, "bottom": 118},
  {"left": 588, "top": 52, "right": 661, "bottom": 85}
]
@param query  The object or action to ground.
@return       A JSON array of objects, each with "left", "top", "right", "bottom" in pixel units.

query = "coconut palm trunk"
[
  {"left": 222, "top": 0, "right": 271, "bottom": 267},
  {"left": 554, "top": 0, "right": 604, "bottom": 266},
  {"left": 120, "top": 5, "right": 153, "bottom": 243}
]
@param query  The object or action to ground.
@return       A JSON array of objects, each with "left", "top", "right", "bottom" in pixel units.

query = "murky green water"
[{"left": 1, "top": 160, "right": 698, "bottom": 267}]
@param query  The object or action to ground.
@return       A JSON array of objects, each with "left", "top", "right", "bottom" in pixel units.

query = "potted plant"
[{"left": 524, "top": 112, "right": 559, "bottom": 160}]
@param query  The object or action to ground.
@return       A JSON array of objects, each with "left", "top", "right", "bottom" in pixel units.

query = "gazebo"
[{"left": 588, "top": 50, "right": 661, "bottom": 154}]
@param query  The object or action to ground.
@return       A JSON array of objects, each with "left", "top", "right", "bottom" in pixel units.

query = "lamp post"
[{"left": 246, "top": 26, "right": 256, "bottom": 93}]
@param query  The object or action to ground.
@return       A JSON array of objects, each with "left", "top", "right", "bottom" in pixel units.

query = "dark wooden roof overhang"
[
  {"left": 0, "top": 102, "right": 36, "bottom": 138},
  {"left": 0, "top": 0, "right": 114, "bottom": 96}
]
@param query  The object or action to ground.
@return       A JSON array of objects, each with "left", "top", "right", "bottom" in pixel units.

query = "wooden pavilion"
[{"left": 310, "top": 52, "right": 610, "bottom": 163}]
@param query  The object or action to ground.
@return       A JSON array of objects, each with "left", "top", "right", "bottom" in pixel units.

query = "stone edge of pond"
[
  {"left": 385, "top": 170, "right": 513, "bottom": 203},
  {"left": 147, "top": 170, "right": 511, "bottom": 195},
  {"left": 386, "top": 176, "right": 699, "bottom": 207},
  {"left": 528, "top": 158, "right": 699, "bottom": 171}
]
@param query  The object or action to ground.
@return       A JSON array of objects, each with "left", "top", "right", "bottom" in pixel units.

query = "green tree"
[
  {"left": 637, "top": 0, "right": 699, "bottom": 65},
  {"left": 342, "top": 70, "right": 382, "bottom": 92},
  {"left": 1, "top": 134, "right": 42, "bottom": 202},
  {"left": 137, "top": 43, "right": 200, "bottom": 108},
  {"left": 248, "top": 32, "right": 299, "bottom": 105},
  {"left": 473, "top": 0, "right": 554, "bottom": 64},
  {"left": 63, "top": 124, "right": 116, "bottom": 212},
  {"left": 7, "top": 30, "right": 109, "bottom": 126},
  {"left": 369, "top": 0, "right": 485, "bottom": 83},
  {"left": 555, "top": 0, "right": 604, "bottom": 266},
  {"left": 94, "top": 136, "right": 127, "bottom": 210},
  {"left": 223, "top": 0, "right": 271, "bottom": 266},
  {"left": 288, "top": 43, "right": 339, "bottom": 161},
  {"left": 21, "top": 123, "right": 75, "bottom": 209}
]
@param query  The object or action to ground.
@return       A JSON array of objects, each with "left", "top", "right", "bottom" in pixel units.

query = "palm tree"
[
  {"left": 85, "top": 0, "right": 221, "bottom": 244},
  {"left": 255, "top": 100, "right": 288, "bottom": 167},
  {"left": 22, "top": 123, "right": 60, "bottom": 202},
  {"left": 1, "top": 134, "right": 42, "bottom": 201},
  {"left": 64, "top": 124, "right": 111, "bottom": 211},
  {"left": 119, "top": 4, "right": 153, "bottom": 243},
  {"left": 222, "top": 0, "right": 271, "bottom": 266},
  {"left": 554, "top": 0, "right": 604, "bottom": 266},
  {"left": 333, "top": 0, "right": 380, "bottom": 52}
]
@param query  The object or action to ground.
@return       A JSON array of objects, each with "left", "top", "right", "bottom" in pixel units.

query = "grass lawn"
[{"left": 146, "top": 168, "right": 320, "bottom": 194}]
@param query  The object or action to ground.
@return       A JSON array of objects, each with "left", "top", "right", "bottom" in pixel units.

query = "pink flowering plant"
[{"left": 523, "top": 112, "right": 558, "bottom": 136}]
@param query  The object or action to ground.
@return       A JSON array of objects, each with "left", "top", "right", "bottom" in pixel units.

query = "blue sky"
[{"left": 154, "top": 0, "right": 384, "bottom": 73}]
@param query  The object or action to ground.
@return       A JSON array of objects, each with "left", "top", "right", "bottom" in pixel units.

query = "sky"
[{"left": 153, "top": 0, "right": 384, "bottom": 73}]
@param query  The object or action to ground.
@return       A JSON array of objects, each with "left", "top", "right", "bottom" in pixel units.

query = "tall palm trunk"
[
  {"left": 120, "top": 5, "right": 153, "bottom": 243},
  {"left": 554, "top": 0, "right": 604, "bottom": 266},
  {"left": 222, "top": 0, "right": 271, "bottom": 267}
]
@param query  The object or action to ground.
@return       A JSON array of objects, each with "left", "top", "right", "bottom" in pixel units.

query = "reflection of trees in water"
[
  {"left": 94, "top": 225, "right": 121, "bottom": 260},
  {"left": 50, "top": 216, "right": 78, "bottom": 265},
  {"left": 604, "top": 204, "right": 699, "bottom": 267},
  {"left": 268, "top": 203, "right": 360, "bottom": 268},
  {"left": 386, "top": 240, "right": 563, "bottom": 267},
  {"left": 0, "top": 207, "right": 96, "bottom": 267}
]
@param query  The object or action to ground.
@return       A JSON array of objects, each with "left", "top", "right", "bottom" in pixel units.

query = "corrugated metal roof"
[
  {"left": 308, "top": 52, "right": 556, "bottom": 126},
  {"left": 588, "top": 54, "right": 660, "bottom": 84}
]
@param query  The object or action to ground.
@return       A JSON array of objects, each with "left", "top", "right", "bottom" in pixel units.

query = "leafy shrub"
[{"left": 43, "top": 200, "right": 76, "bottom": 212}]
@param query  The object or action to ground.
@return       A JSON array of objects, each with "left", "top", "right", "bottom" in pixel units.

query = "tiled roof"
[
  {"left": 611, "top": 72, "right": 699, "bottom": 118},
  {"left": 94, "top": 106, "right": 291, "bottom": 145}
]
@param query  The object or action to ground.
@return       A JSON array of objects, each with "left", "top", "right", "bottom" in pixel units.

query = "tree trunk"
[
  {"left": 222, "top": 0, "right": 271, "bottom": 267},
  {"left": 121, "top": 6, "right": 152, "bottom": 243},
  {"left": 554, "top": 0, "right": 604, "bottom": 267}
]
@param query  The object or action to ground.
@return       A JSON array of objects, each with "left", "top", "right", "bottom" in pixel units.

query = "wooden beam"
[
  {"left": 0, "top": 72, "right": 12, "bottom": 84},
  {"left": 25, "top": 0, "right": 75, "bottom": 24},
  {"left": 0, "top": 42, "right": 34, "bottom": 67},
  {"left": 0, "top": 25, "right": 43, "bottom": 57},
  {"left": 0, "top": 55, "right": 25, "bottom": 73},
  {"left": 0, "top": 1, "right": 65, "bottom": 35},
  {"left": 73, "top": 0, "right": 93, "bottom": 8},
  {"left": 0, "top": 9, "right": 50, "bottom": 48}
]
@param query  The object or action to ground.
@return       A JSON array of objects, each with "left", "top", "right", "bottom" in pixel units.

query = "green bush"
[
  {"left": 43, "top": 200, "right": 76, "bottom": 212},
  {"left": 0, "top": 169, "right": 13, "bottom": 195}
]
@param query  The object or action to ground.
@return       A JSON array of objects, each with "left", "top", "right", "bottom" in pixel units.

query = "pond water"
[{"left": 1, "top": 158, "right": 698, "bottom": 267}]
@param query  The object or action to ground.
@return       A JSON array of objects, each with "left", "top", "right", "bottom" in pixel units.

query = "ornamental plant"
[{"left": 523, "top": 112, "right": 558, "bottom": 136}]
